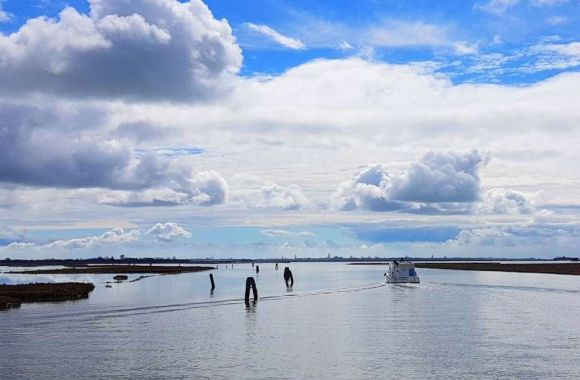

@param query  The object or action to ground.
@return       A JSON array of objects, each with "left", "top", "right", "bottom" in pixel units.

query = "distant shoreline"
[
  {"left": 7, "top": 265, "right": 215, "bottom": 275},
  {"left": 416, "top": 262, "right": 580, "bottom": 275},
  {"left": 0, "top": 257, "right": 563, "bottom": 268}
]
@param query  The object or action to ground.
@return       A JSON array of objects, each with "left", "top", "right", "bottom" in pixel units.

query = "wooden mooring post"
[
  {"left": 283, "top": 267, "right": 294, "bottom": 287},
  {"left": 245, "top": 277, "right": 258, "bottom": 303},
  {"left": 209, "top": 273, "right": 216, "bottom": 290},
  {"left": 256, "top": 265, "right": 260, "bottom": 273}
]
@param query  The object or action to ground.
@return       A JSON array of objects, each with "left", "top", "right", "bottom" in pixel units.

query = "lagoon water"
[{"left": 1, "top": 263, "right": 580, "bottom": 379}]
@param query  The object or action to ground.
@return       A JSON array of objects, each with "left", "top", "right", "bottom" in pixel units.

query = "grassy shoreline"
[
  {"left": 351, "top": 262, "right": 580, "bottom": 275},
  {"left": 0, "top": 282, "right": 95, "bottom": 309},
  {"left": 415, "top": 262, "right": 580, "bottom": 275}
]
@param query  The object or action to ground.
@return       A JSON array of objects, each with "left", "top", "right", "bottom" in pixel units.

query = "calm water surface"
[{"left": 1, "top": 263, "right": 579, "bottom": 379}]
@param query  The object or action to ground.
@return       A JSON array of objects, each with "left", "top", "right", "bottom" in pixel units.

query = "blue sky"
[{"left": 0, "top": 0, "right": 579, "bottom": 259}]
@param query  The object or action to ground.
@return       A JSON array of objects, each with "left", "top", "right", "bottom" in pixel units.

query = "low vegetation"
[
  {"left": 0, "top": 282, "right": 95, "bottom": 309},
  {"left": 415, "top": 262, "right": 580, "bottom": 275}
]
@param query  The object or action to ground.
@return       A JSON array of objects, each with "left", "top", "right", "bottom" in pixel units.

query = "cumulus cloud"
[
  {"left": 333, "top": 164, "right": 404, "bottom": 211},
  {"left": 475, "top": 188, "right": 536, "bottom": 214},
  {"left": 146, "top": 222, "right": 192, "bottom": 242},
  {"left": 262, "top": 229, "right": 315, "bottom": 237},
  {"left": 0, "top": 102, "right": 228, "bottom": 206},
  {"left": 262, "top": 184, "right": 307, "bottom": 210},
  {"left": 245, "top": 23, "right": 305, "bottom": 50},
  {"left": 97, "top": 170, "right": 228, "bottom": 207},
  {"left": 47, "top": 228, "right": 141, "bottom": 249},
  {"left": 1, "top": 223, "right": 194, "bottom": 251},
  {"left": 0, "top": 0, "right": 242, "bottom": 101},
  {"left": 334, "top": 150, "right": 489, "bottom": 212},
  {"left": 391, "top": 150, "right": 489, "bottom": 203},
  {"left": 0, "top": 102, "right": 130, "bottom": 189}
]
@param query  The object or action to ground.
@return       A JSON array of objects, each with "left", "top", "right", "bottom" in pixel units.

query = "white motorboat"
[{"left": 385, "top": 260, "right": 420, "bottom": 283}]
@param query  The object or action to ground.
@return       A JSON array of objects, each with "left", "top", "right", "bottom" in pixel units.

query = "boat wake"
[{"left": 15, "top": 281, "right": 388, "bottom": 326}]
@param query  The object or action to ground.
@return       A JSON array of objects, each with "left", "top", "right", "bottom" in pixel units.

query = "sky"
[{"left": 0, "top": 0, "right": 579, "bottom": 259}]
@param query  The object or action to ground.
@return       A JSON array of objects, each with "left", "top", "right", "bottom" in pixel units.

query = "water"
[{"left": 1, "top": 263, "right": 579, "bottom": 379}]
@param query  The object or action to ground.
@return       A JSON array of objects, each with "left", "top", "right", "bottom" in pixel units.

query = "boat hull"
[{"left": 385, "top": 275, "right": 420, "bottom": 284}]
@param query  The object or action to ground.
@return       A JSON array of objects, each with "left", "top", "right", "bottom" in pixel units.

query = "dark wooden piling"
[
  {"left": 256, "top": 265, "right": 260, "bottom": 273},
  {"left": 209, "top": 273, "right": 215, "bottom": 290},
  {"left": 245, "top": 277, "right": 258, "bottom": 302},
  {"left": 283, "top": 267, "right": 294, "bottom": 287},
  {"left": 275, "top": 263, "right": 279, "bottom": 270}
]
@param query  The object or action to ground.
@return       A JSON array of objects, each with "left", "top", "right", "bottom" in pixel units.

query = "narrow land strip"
[
  {"left": 415, "top": 262, "right": 580, "bottom": 275},
  {"left": 0, "top": 282, "right": 95, "bottom": 309},
  {"left": 351, "top": 262, "right": 580, "bottom": 275},
  {"left": 7, "top": 265, "right": 215, "bottom": 275}
]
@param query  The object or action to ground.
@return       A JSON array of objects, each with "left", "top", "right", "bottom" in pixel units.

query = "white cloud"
[
  {"left": 451, "top": 222, "right": 579, "bottom": 247},
  {"left": 0, "top": 1, "right": 10, "bottom": 23},
  {"left": 0, "top": 0, "right": 242, "bottom": 101},
  {"left": 334, "top": 151, "right": 490, "bottom": 212},
  {"left": 262, "top": 184, "right": 307, "bottom": 210},
  {"left": 390, "top": 150, "right": 489, "bottom": 203},
  {"left": 0, "top": 102, "right": 228, "bottom": 207},
  {"left": 475, "top": 0, "right": 519, "bottom": 15},
  {"left": 1, "top": 56, "right": 580, "bottom": 227},
  {"left": 146, "top": 222, "right": 192, "bottom": 242},
  {"left": 262, "top": 229, "right": 315, "bottom": 237},
  {"left": 1, "top": 223, "right": 194, "bottom": 251},
  {"left": 546, "top": 16, "right": 568, "bottom": 25},
  {"left": 532, "top": 0, "right": 569, "bottom": 6},
  {"left": 537, "top": 41, "right": 580, "bottom": 57},
  {"left": 453, "top": 41, "right": 479, "bottom": 56},
  {"left": 97, "top": 169, "right": 229, "bottom": 207},
  {"left": 475, "top": 188, "right": 536, "bottom": 214},
  {"left": 526, "top": 41, "right": 580, "bottom": 71},
  {"left": 245, "top": 23, "right": 305, "bottom": 50},
  {"left": 333, "top": 164, "right": 402, "bottom": 211},
  {"left": 460, "top": 40, "right": 580, "bottom": 77},
  {"left": 47, "top": 228, "right": 141, "bottom": 249},
  {"left": 338, "top": 41, "right": 353, "bottom": 51}
]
